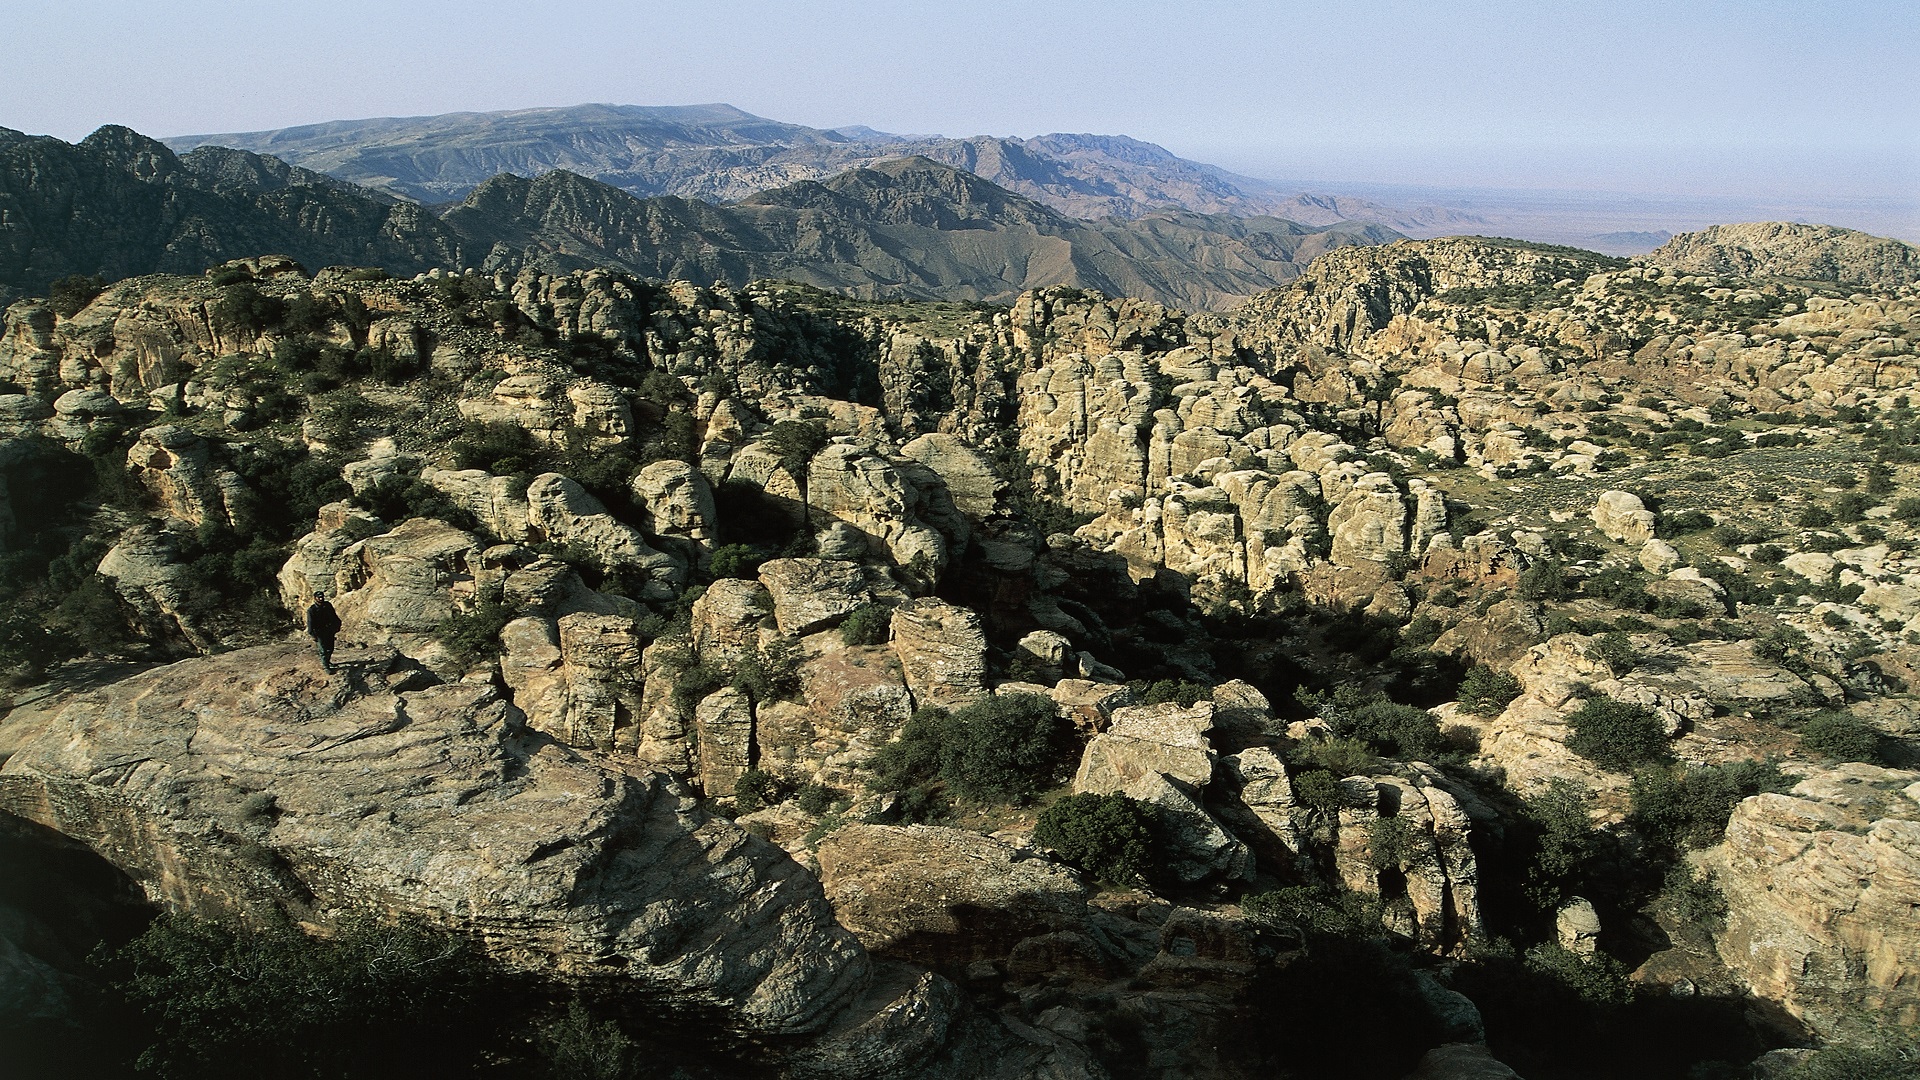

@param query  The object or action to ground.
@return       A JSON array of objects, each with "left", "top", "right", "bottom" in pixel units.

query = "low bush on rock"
[
  {"left": 1798, "top": 712, "right": 1885, "bottom": 764},
  {"left": 1565, "top": 695, "right": 1670, "bottom": 772},
  {"left": 870, "top": 693, "right": 1072, "bottom": 806},
  {"left": 1630, "top": 760, "right": 1792, "bottom": 850},
  {"left": 1033, "top": 792, "right": 1158, "bottom": 886},
  {"left": 1458, "top": 666, "right": 1522, "bottom": 715}
]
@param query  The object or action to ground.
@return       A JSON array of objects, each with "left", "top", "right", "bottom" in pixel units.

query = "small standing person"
[{"left": 304, "top": 595, "right": 342, "bottom": 673}]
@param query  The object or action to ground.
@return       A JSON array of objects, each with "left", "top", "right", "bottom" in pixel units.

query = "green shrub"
[
  {"left": 449, "top": 420, "right": 540, "bottom": 475},
  {"left": 1752, "top": 544, "right": 1787, "bottom": 564},
  {"left": 1302, "top": 685, "right": 1443, "bottom": 759},
  {"left": 1894, "top": 498, "right": 1920, "bottom": 521},
  {"left": 763, "top": 419, "right": 829, "bottom": 477},
  {"left": 1458, "top": 666, "right": 1522, "bottom": 715},
  {"left": 1033, "top": 792, "right": 1158, "bottom": 886},
  {"left": 870, "top": 693, "right": 1074, "bottom": 806},
  {"left": 1367, "top": 814, "right": 1418, "bottom": 871},
  {"left": 211, "top": 282, "right": 286, "bottom": 335},
  {"left": 1799, "top": 712, "right": 1884, "bottom": 763},
  {"left": 1517, "top": 558, "right": 1571, "bottom": 601},
  {"left": 47, "top": 273, "right": 108, "bottom": 317},
  {"left": 1242, "top": 884, "right": 1381, "bottom": 936},
  {"left": 1796, "top": 505, "right": 1837, "bottom": 528},
  {"left": 1588, "top": 631, "right": 1637, "bottom": 674},
  {"left": 1662, "top": 865, "right": 1728, "bottom": 937},
  {"left": 707, "top": 543, "right": 767, "bottom": 580},
  {"left": 1832, "top": 492, "right": 1875, "bottom": 523},
  {"left": 1289, "top": 736, "right": 1380, "bottom": 780},
  {"left": 532, "top": 1000, "right": 635, "bottom": 1080},
  {"left": 839, "top": 602, "right": 891, "bottom": 646},
  {"left": 733, "top": 768, "right": 785, "bottom": 813},
  {"left": 1566, "top": 695, "right": 1670, "bottom": 772},
  {"left": 1130, "top": 678, "right": 1212, "bottom": 707},
  {"left": 105, "top": 912, "right": 498, "bottom": 1079},
  {"left": 353, "top": 477, "right": 477, "bottom": 529},
  {"left": 1522, "top": 943, "right": 1635, "bottom": 1008},
  {"left": 1660, "top": 509, "right": 1715, "bottom": 536},
  {"left": 1289, "top": 768, "right": 1351, "bottom": 813},
  {"left": 1630, "top": 760, "right": 1791, "bottom": 849},
  {"left": 434, "top": 602, "right": 516, "bottom": 668},
  {"left": 795, "top": 782, "right": 839, "bottom": 816},
  {"left": 1525, "top": 779, "right": 1595, "bottom": 906}
]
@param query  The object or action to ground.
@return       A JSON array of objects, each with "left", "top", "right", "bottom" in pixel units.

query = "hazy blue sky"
[{"left": 4, "top": 0, "right": 1914, "bottom": 199}]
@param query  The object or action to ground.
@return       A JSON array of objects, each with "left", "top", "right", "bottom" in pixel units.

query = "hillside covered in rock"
[{"left": 2, "top": 221, "right": 1917, "bottom": 1078}]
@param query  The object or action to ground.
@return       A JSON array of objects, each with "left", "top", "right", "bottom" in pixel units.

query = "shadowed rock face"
[{"left": 0, "top": 642, "right": 868, "bottom": 1037}]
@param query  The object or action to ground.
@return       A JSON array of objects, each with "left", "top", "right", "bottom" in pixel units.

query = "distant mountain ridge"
[
  {"left": 166, "top": 103, "right": 1478, "bottom": 233},
  {"left": 0, "top": 125, "right": 1397, "bottom": 309}
]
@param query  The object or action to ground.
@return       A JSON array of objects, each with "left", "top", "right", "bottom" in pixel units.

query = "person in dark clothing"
[{"left": 304, "top": 597, "right": 342, "bottom": 672}]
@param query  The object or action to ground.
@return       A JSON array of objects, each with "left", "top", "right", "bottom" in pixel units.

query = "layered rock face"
[
  {"left": 1706, "top": 764, "right": 1920, "bottom": 1040},
  {"left": 0, "top": 643, "right": 1097, "bottom": 1078}
]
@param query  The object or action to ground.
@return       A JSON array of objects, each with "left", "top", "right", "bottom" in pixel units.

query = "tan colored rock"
[
  {"left": 525, "top": 473, "right": 683, "bottom": 599},
  {"left": 420, "top": 468, "right": 534, "bottom": 542},
  {"left": 1639, "top": 539, "right": 1682, "bottom": 575},
  {"left": 691, "top": 578, "right": 774, "bottom": 667},
  {"left": 0, "top": 643, "right": 889, "bottom": 1051},
  {"left": 1123, "top": 771, "right": 1252, "bottom": 885},
  {"left": 899, "top": 433, "right": 998, "bottom": 518},
  {"left": 889, "top": 598, "right": 987, "bottom": 710},
  {"left": 1432, "top": 599, "right": 1547, "bottom": 669},
  {"left": 805, "top": 441, "right": 949, "bottom": 576},
  {"left": 96, "top": 525, "right": 215, "bottom": 652},
  {"left": 1705, "top": 763, "right": 1920, "bottom": 1039},
  {"left": 815, "top": 825, "right": 1089, "bottom": 967},
  {"left": 124, "top": 425, "right": 235, "bottom": 527},
  {"left": 1556, "top": 897, "right": 1601, "bottom": 956},
  {"left": 1592, "top": 490, "right": 1656, "bottom": 546},
  {"left": 1073, "top": 702, "right": 1216, "bottom": 793},
  {"left": 757, "top": 558, "right": 872, "bottom": 637},
  {"left": 1328, "top": 473, "right": 1408, "bottom": 566},
  {"left": 694, "top": 686, "right": 755, "bottom": 796},
  {"left": 631, "top": 459, "right": 716, "bottom": 563}
]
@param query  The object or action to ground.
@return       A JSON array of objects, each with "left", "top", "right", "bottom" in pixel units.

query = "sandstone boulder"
[
  {"left": 1592, "top": 490, "right": 1656, "bottom": 546},
  {"left": 1704, "top": 763, "right": 1920, "bottom": 1039},
  {"left": 890, "top": 598, "right": 988, "bottom": 710},
  {"left": 1073, "top": 702, "right": 1216, "bottom": 793},
  {"left": 0, "top": 644, "right": 897, "bottom": 1048},
  {"left": 758, "top": 558, "right": 872, "bottom": 636},
  {"left": 815, "top": 825, "right": 1089, "bottom": 968}
]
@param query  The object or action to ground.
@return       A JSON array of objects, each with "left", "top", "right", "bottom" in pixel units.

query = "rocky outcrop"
[
  {"left": 630, "top": 458, "right": 716, "bottom": 565},
  {"left": 815, "top": 824, "right": 1090, "bottom": 968},
  {"left": 1591, "top": 490, "right": 1655, "bottom": 546},
  {"left": 0, "top": 645, "right": 877, "bottom": 1042},
  {"left": 524, "top": 473, "right": 684, "bottom": 598},
  {"left": 890, "top": 598, "right": 988, "bottom": 710},
  {"left": 1705, "top": 763, "right": 1920, "bottom": 1039},
  {"left": 1072, "top": 701, "right": 1217, "bottom": 793},
  {"left": 1643, "top": 222, "right": 1920, "bottom": 291},
  {"left": 758, "top": 558, "right": 873, "bottom": 636}
]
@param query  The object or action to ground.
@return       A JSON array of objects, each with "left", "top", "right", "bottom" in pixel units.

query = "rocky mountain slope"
[
  {"left": 1643, "top": 222, "right": 1920, "bottom": 291},
  {"left": 165, "top": 102, "right": 1477, "bottom": 232},
  {"left": 0, "top": 126, "right": 1395, "bottom": 310},
  {"left": 447, "top": 158, "right": 1398, "bottom": 308},
  {"left": 0, "top": 125, "right": 468, "bottom": 300},
  {"left": 2, "top": 223, "right": 1918, "bottom": 1077}
]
